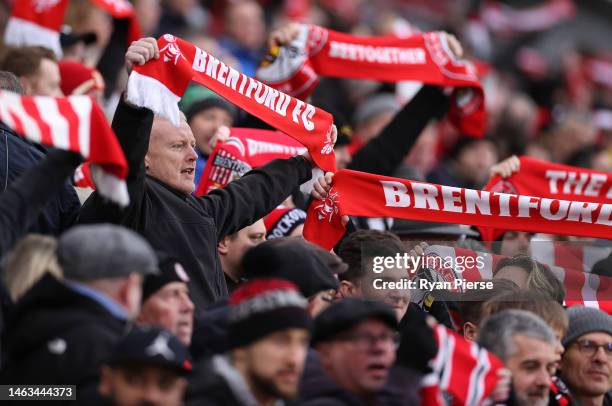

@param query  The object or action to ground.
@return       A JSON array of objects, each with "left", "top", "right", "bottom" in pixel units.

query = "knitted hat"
[
  {"left": 241, "top": 237, "right": 342, "bottom": 298},
  {"left": 58, "top": 60, "right": 104, "bottom": 96},
  {"left": 562, "top": 306, "right": 612, "bottom": 346},
  {"left": 142, "top": 254, "right": 190, "bottom": 302},
  {"left": 264, "top": 207, "right": 307, "bottom": 239},
  {"left": 228, "top": 278, "right": 311, "bottom": 349},
  {"left": 179, "top": 85, "right": 237, "bottom": 122}
]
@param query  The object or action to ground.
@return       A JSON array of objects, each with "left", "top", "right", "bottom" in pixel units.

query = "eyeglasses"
[
  {"left": 572, "top": 340, "right": 612, "bottom": 358},
  {"left": 339, "top": 331, "right": 399, "bottom": 350}
]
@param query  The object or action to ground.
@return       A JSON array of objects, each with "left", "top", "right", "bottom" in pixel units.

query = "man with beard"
[
  {"left": 186, "top": 279, "right": 311, "bottom": 405},
  {"left": 300, "top": 298, "right": 398, "bottom": 404},
  {"left": 478, "top": 309, "right": 558, "bottom": 406},
  {"left": 559, "top": 306, "right": 612, "bottom": 406}
]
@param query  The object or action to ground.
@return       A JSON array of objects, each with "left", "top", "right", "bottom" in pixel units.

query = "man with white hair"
[
  {"left": 478, "top": 309, "right": 558, "bottom": 406},
  {"left": 80, "top": 38, "right": 336, "bottom": 310}
]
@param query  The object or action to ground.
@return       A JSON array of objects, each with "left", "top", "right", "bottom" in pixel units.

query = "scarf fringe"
[
  {"left": 4, "top": 18, "right": 62, "bottom": 58},
  {"left": 126, "top": 71, "right": 182, "bottom": 127},
  {"left": 90, "top": 165, "right": 130, "bottom": 207}
]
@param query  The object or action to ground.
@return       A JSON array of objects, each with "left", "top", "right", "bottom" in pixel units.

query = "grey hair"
[
  {"left": 477, "top": 309, "right": 556, "bottom": 362},
  {"left": 0, "top": 71, "right": 24, "bottom": 94}
]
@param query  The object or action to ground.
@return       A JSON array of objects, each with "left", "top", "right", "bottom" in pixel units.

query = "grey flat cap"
[
  {"left": 562, "top": 306, "right": 612, "bottom": 346},
  {"left": 57, "top": 224, "right": 159, "bottom": 281}
]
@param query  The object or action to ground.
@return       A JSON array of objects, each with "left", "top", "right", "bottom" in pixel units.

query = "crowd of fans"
[{"left": 0, "top": 0, "right": 610, "bottom": 405}]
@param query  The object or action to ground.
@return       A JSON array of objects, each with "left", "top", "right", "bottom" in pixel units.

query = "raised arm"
[
  {"left": 79, "top": 39, "right": 158, "bottom": 224},
  {"left": 347, "top": 85, "right": 449, "bottom": 176},
  {"left": 0, "top": 150, "right": 81, "bottom": 255}
]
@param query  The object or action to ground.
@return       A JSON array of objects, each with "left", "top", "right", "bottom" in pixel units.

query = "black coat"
[
  {"left": 1, "top": 274, "right": 129, "bottom": 392},
  {"left": 79, "top": 98, "right": 313, "bottom": 309},
  {"left": 0, "top": 122, "right": 80, "bottom": 237}
]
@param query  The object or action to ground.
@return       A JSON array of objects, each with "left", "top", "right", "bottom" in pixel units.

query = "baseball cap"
[{"left": 107, "top": 325, "right": 192, "bottom": 375}]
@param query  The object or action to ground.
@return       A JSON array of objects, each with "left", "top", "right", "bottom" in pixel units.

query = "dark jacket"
[
  {"left": 0, "top": 148, "right": 82, "bottom": 256},
  {"left": 299, "top": 350, "right": 368, "bottom": 406},
  {"left": 187, "top": 355, "right": 284, "bottom": 406},
  {"left": 0, "top": 122, "right": 80, "bottom": 238},
  {"left": 1, "top": 274, "right": 129, "bottom": 391},
  {"left": 79, "top": 98, "right": 313, "bottom": 309}
]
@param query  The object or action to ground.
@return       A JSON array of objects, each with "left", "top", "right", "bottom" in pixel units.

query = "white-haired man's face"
[{"left": 146, "top": 116, "right": 198, "bottom": 194}]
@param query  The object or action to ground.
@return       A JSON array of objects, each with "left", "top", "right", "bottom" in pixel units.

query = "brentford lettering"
[
  {"left": 378, "top": 181, "right": 610, "bottom": 226},
  {"left": 190, "top": 46, "right": 322, "bottom": 132}
]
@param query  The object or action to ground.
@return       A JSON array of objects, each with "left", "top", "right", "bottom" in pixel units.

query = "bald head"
[{"left": 145, "top": 115, "right": 198, "bottom": 194}]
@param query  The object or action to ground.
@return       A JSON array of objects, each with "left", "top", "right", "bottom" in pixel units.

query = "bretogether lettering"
[
  {"left": 328, "top": 41, "right": 427, "bottom": 64},
  {"left": 380, "top": 180, "right": 612, "bottom": 226},
  {"left": 192, "top": 47, "right": 316, "bottom": 131}
]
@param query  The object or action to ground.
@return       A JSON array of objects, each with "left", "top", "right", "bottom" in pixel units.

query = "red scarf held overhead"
[
  {"left": 256, "top": 24, "right": 485, "bottom": 137},
  {"left": 480, "top": 156, "right": 612, "bottom": 241},
  {"left": 196, "top": 128, "right": 307, "bottom": 196},
  {"left": 0, "top": 91, "right": 129, "bottom": 206},
  {"left": 303, "top": 170, "right": 612, "bottom": 250},
  {"left": 4, "top": 0, "right": 141, "bottom": 57},
  {"left": 127, "top": 34, "right": 336, "bottom": 173}
]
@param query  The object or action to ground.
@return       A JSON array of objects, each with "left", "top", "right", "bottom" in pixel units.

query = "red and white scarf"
[
  {"left": 4, "top": 0, "right": 141, "bottom": 57},
  {"left": 480, "top": 156, "right": 612, "bottom": 241},
  {"left": 196, "top": 127, "right": 307, "bottom": 196},
  {"left": 256, "top": 24, "right": 485, "bottom": 137},
  {"left": 127, "top": 34, "right": 336, "bottom": 173},
  {"left": 421, "top": 323, "right": 504, "bottom": 406},
  {"left": 303, "top": 169, "right": 612, "bottom": 250},
  {"left": 0, "top": 91, "right": 128, "bottom": 206},
  {"left": 421, "top": 245, "right": 612, "bottom": 313}
]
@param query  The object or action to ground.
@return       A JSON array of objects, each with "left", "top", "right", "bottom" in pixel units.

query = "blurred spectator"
[
  {"left": 336, "top": 230, "right": 410, "bottom": 321},
  {"left": 99, "top": 325, "right": 191, "bottom": 406},
  {"left": 478, "top": 309, "right": 558, "bottom": 406},
  {"left": 560, "top": 306, "right": 612, "bottom": 406},
  {"left": 1, "top": 224, "right": 158, "bottom": 390},
  {"left": 218, "top": 219, "right": 266, "bottom": 293},
  {"left": 58, "top": 60, "right": 105, "bottom": 105},
  {"left": 65, "top": 1, "right": 113, "bottom": 54},
  {"left": 302, "top": 298, "right": 398, "bottom": 404},
  {"left": 181, "top": 86, "right": 237, "bottom": 185},
  {"left": 0, "top": 47, "right": 62, "bottom": 96},
  {"left": 138, "top": 255, "right": 195, "bottom": 346},
  {"left": 59, "top": 25, "right": 97, "bottom": 63},
  {"left": 2, "top": 234, "right": 61, "bottom": 303},
  {"left": 427, "top": 137, "right": 498, "bottom": 190},
  {"left": 350, "top": 93, "right": 401, "bottom": 154},
  {"left": 494, "top": 230, "right": 534, "bottom": 257},
  {"left": 263, "top": 207, "right": 307, "bottom": 240},
  {"left": 493, "top": 255, "right": 565, "bottom": 303},
  {"left": 0, "top": 71, "right": 81, "bottom": 239},
  {"left": 133, "top": 0, "right": 162, "bottom": 37},
  {"left": 187, "top": 279, "right": 311, "bottom": 405},
  {"left": 218, "top": 0, "right": 266, "bottom": 77}
]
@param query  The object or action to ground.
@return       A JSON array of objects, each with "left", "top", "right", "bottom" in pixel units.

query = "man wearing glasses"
[
  {"left": 299, "top": 298, "right": 398, "bottom": 404},
  {"left": 560, "top": 306, "right": 612, "bottom": 406}
]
